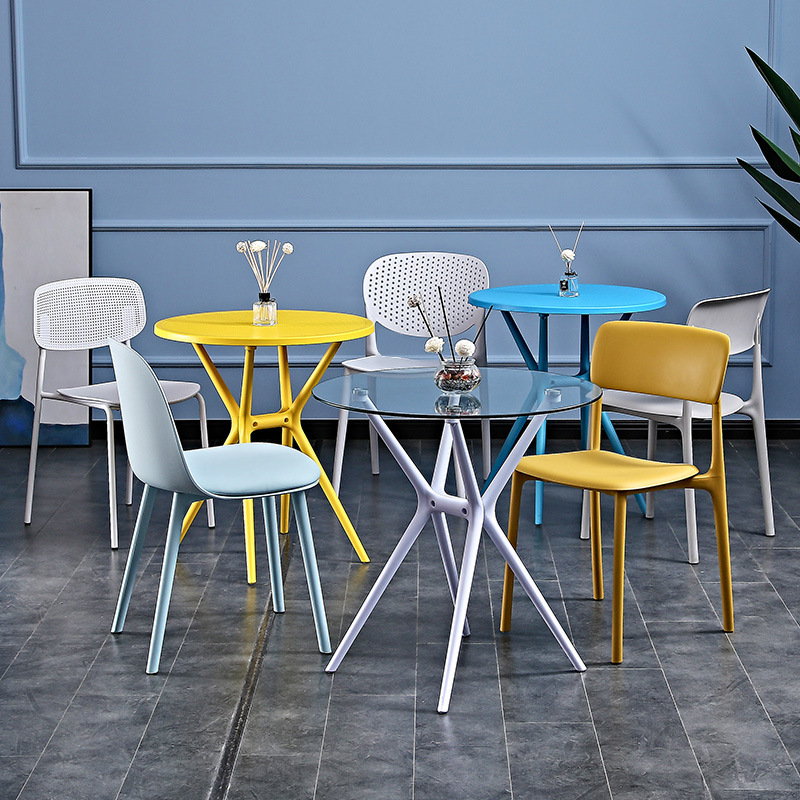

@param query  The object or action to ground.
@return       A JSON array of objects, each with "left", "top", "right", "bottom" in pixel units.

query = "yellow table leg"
[
  {"left": 275, "top": 344, "right": 370, "bottom": 563},
  {"left": 239, "top": 346, "right": 258, "bottom": 584},
  {"left": 180, "top": 344, "right": 242, "bottom": 541}
]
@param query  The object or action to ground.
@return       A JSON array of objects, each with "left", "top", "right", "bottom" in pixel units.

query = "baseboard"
[{"left": 95, "top": 417, "right": 800, "bottom": 444}]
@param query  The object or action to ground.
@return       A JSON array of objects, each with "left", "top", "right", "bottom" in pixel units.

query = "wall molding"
[
  {"left": 10, "top": 2, "right": 776, "bottom": 171},
  {"left": 92, "top": 219, "right": 772, "bottom": 233},
  {"left": 15, "top": 157, "right": 769, "bottom": 171}
]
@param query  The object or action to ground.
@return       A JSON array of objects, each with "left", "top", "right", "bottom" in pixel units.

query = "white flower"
[
  {"left": 236, "top": 241, "right": 248, "bottom": 253},
  {"left": 425, "top": 336, "right": 444, "bottom": 354},
  {"left": 282, "top": 242, "right": 294, "bottom": 255},
  {"left": 561, "top": 248, "right": 575, "bottom": 263},
  {"left": 250, "top": 240, "right": 268, "bottom": 252},
  {"left": 454, "top": 339, "right": 475, "bottom": 358}
]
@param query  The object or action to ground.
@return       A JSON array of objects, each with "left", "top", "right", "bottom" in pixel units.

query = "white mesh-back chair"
[
  {"left": 602, "top": 289, "right": 772, "bottom": 563},
  {"left": 331, "top": 253, "right": 491, "bottom": 493},
  {"left": 25, "top": 277, "right": 215, "bottom": 548}
]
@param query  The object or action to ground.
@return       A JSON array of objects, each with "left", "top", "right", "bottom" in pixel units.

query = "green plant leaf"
[
  {"left": 747, "top": 48, "right": 800, "bottom": 130},
  {"left": 738, "top": 158, "right": 800, "bottom": 220},
  {"left": 752, "top": 127, "right": 800, "bottom": 182},
  {"left": 759, "top": 200, "right": 800, "bottom": 245}
]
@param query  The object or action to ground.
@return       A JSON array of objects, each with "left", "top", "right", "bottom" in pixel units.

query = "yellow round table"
[{"left": 155, "top": 309, "right": 374, "bottom": 583}]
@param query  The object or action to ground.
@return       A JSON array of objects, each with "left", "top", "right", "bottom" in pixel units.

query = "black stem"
[
  {"left": 472, "top": 305, "right": 493, "bottom": 346},
  {"left": 437, "top": 285, "right": 455, "bottom": 360}
]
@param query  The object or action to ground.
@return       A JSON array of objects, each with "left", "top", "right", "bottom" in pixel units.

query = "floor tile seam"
[
  {"left": 0, "top": 546, "right": 98, "bottom": 683},
  {"left": 621, "top": 575, "right": 714, "bottom": 798},
  {"left": 543, "top": 522, "right": 614, "bottom": 800},
  {"left": 703, "top": 566, "right": 800, "bottom": 781},
  {"left": 480, "top": 537, "right": 515, "bottom": 800},
  {"left": 207, "top": 557, "right": 284, "bottom": 800},
  {"left": 312, "top": 558, "right": 354, "bottom": 800},
  {"left": 121, "top": 526, "right": 234, "bottom": 800},
  {"left": 14, "top": 626, "right": 112, "bottom": 799}
]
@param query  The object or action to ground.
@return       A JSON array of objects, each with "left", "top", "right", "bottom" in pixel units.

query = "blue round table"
[{"left": 470, "top": 283, "right": 666, "bottom": 523}]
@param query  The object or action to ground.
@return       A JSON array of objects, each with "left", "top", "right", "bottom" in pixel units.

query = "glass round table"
[{"left": 313, "top": 366, "right": 601, "bottom": 713}]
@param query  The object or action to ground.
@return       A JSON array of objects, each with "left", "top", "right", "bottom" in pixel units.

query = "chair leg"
[
  {"left": 645, "top": 420, "right": 657, "bottom": 518},
  {"left": 590, "top": 490, "right": 603, "bottom": 600},
  {"left": 104, "top": 406, "right": 120, "bottom": 549},
  {"left": 749, "top": 408, "right": 775, "bottom": 537},
  {"left": 112, "top": 484, "right": 157, "bottom": 633},
  {"left": 500, "top": 472, "right": 526, "bottom": 632},
  {"left": 24, "top": 390, "right": 44, "bottom": 525},
  {"left": 368, "top": 417, "right": 380, "bottom": 475},
  {"left": 708, "top": 484, "right": 734, "bottom": 633},
  {"left": 679, "top": 415, "right": 699, "bottom": 564},
  {"left": 611, "top": 493, "right": 628, "bottom": 664},
  {"left": 481, "top": 419, "right": 491, "bottom": 480},
  {"left": 262, "top": 495, "right": 285, "bottom": 613},
  {"left": 125, "top": 461, "right": 134, "bottom": 506},
  {"left": 147, "top": 493, "right": 193, "bottom": 674},
  {"left": 332, "top": 405, "right": 350, "bottom": 494},
  {"left": 291, "top": 491, "right": 331, "bottom": 653},
  {"left": 196, "top": 393, "right": 216, "bottom": 528}
]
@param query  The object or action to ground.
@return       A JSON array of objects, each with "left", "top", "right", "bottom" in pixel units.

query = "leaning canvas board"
[{"left": 0, "top": 189, "right": 91, "bottom": 445}]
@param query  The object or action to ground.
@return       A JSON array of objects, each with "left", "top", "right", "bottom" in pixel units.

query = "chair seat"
[
  {"left": 602, "top": 389, "right": 745, "bottom": 421},
  {"left": 58, "top": 380, "right": 201, "bottom": 406},
  {"left": 342, "top": 355, "right": 441, "bottom": 372},
  {"left": 184, "top": 443, "right": 321, "bottom": 498},
  {"left": 515, "top": 450, "right": 699, "bottom": 493}
]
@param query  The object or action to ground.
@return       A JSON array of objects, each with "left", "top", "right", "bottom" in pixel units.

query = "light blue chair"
[{"left": 107, "top": 340, "right": 331, "bottom": 673}]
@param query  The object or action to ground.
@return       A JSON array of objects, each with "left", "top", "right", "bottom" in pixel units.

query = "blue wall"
[{"left": 2, "top": 0, "right": 798, "bottom": 419}]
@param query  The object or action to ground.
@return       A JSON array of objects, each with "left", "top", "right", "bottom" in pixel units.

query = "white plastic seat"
[
  {"left": 24, "top": 277, "right": 215, "bottom": 549},
  {"left": 107, "top": 340, "right": 330, "bottom": 673},
  {"left": 602, "top": 289, "right": 772, "bottom": 563},
  {"left": 332, "top": 252, "right": 491, "bottom": 493}
]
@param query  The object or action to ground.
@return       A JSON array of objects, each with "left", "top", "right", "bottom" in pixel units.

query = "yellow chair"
[{"left": 500, "top": 320, "right": 734, "bottom": 664}]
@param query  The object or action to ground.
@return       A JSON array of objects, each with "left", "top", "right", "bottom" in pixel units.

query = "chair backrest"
[
  {"left": 363, "top": 252, "right": 489, "bottom": 339},
  {"left": 591, "top": 321, "right": 730, "bottom": 404},
  {"left": 108, "top": 339, "right": 200, "bottom": 496},
  {"left": 686, "top": 288, "right": 769, "bottom": 356},
  {"left": 33, "top": 277, "right": 147, "bottom": 351}
]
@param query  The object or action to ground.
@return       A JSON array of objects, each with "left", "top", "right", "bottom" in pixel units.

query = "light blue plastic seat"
[{"left": 108, "top": 340, "right": 331, "bottom": 674}]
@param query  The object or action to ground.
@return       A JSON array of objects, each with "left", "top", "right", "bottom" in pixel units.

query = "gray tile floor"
[{"left": 2, "top": 429, "right": 800, "bottom": 799}]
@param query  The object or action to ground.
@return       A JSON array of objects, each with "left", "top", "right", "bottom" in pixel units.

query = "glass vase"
[
  {"left": 253, "top": 292, "right": 277, "bottom": 326},
  {"left": 559, "top": 268, "right": 579, "bottom": 297},
  {"left": 434, "top": 358, "right": 482, "bottom": 393}
]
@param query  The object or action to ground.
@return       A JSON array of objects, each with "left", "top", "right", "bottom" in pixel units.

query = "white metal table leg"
[{"left": 328, "top": 397, "right": 585, "bottom": 713}]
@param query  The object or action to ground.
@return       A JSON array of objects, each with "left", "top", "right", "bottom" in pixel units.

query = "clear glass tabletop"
[{"left": 313, "top": 367, "right": 601, "bottom": 420}]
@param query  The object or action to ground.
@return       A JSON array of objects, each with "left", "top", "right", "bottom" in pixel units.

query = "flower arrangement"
[
  {"left": 548, "top": 223, "right": 584, "bottom": 274},
  {"left": 236, "top": 239, "right": 294, "bottom": 294},
  {"left": 407, "top": 287, "right": 492, "bottom": 364},
  {"left": 407, "top": 287, "right": 492, "bottom": 393},
  {"left": 549, "top": 223, "right": 584, "bottom": 297}
]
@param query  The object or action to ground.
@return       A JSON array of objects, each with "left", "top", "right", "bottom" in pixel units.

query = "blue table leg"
[
  {"left": 533, "top": 314, "right": 548, "bottom": 524},
  {"left": 485, "top": 309, "right": 646, "bottom": 518},
  {"left": 483, "top": 311, "right": 538, "bottom": 489}
]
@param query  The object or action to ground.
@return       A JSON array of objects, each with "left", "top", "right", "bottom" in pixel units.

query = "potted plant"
[{"left": 738, "top": 48, "right": 800, "bottom": 243}]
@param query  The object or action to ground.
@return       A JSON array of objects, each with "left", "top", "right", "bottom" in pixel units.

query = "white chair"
[
  {"left": 107, "top": 340, "right": 330, "bottom": 673},
  {"left": 24, "top": 277, "right": 215, "bottom": 549},
  {"left": 602, "top": 289, "right": 772, "bottom": 563},
  {"left": 331, "top": 252, "right": 491, "bottom": 493}
]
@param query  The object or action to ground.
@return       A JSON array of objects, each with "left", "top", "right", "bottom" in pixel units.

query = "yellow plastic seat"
[{"left": 500, "top": 320, "right": 734, "bottom": 664}]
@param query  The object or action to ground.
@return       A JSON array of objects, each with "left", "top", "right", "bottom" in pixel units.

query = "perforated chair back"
[
  {"left": 108, "top": 339, "right": 199, "bottom": 496},
  {"left": 591, "top": 321, "right": 730, "bottom": 405},
  {"left": 33, "top": 277, "right": 147, "bottom": 351},
  {"left": 363, "top": 252, "right": 489, "bottom": 339},
  {"left": 686, "top": 288, "right": 770, "bottom": 356}
]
